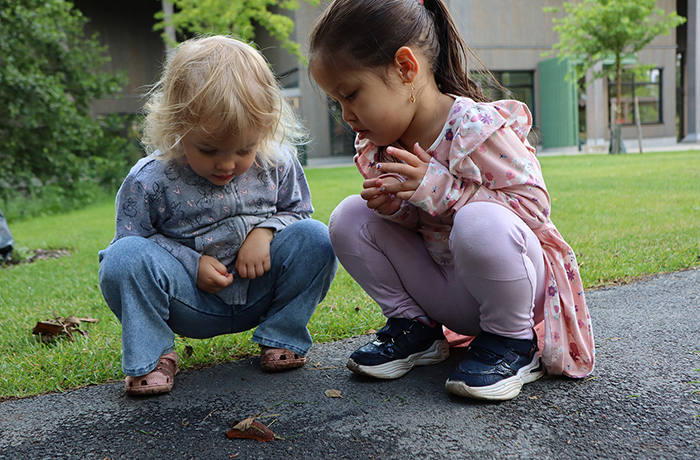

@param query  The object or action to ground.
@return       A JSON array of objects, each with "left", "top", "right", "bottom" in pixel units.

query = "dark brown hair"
[{"left": 308, "top": 0, "right": 490, "bottom": 102}]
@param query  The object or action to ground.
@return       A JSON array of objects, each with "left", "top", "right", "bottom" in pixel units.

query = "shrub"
[{"left": 0, "top": 0, "right": 136, "bottom": 215}]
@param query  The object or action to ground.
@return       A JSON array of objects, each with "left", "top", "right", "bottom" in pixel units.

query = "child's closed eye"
[
  {"left": 238, "top": 145, "right": 257, "bottom": 156},
  {"left": 194, "top": 143, "right": 217, "bottom": 155}
]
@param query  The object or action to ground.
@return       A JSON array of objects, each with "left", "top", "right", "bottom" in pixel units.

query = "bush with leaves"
[
  {"left": 155, "top": 0, "right": 319, "bottom": 62},
  {"left": 0, "top": 0, "right": 137, "bottom": 215}
]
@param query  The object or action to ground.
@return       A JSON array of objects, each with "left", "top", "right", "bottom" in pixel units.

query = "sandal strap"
[
  {"left": 154, "top": 351, "right": 179, "bottom": 376},
  {"left": 260, "top": 346, "right": 306, "bottom": 371},
  {"left": 124, "top": 351, "right": 179, "bottom": 395}
]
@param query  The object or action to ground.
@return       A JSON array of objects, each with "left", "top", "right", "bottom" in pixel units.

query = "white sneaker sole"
[
  {"left": 444, "top": 353, "right": 545, "bottom": 401},
  {"left": 347, "top": 339, "right": 450, "bottom": 379}
]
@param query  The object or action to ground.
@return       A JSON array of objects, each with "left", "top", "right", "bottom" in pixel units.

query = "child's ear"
[{"left": 394, "top": 46, "right": 420, "bottom": 84}]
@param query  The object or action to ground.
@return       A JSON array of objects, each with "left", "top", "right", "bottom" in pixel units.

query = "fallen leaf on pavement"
[
  {"left": 325, "top": 389, "right": 343, "bottom": 398},
  {"left": 226, "top": 417, "right": 276, "bottom": 442}
]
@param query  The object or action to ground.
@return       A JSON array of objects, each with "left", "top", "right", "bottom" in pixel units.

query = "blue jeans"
[{"left": 98, "top": 219, "right": 337, "bottom": 377}]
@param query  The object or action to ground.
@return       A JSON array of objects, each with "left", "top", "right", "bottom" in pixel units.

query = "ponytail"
[{"left": 423, "top": 0, "right": 490, "bottom": 102}]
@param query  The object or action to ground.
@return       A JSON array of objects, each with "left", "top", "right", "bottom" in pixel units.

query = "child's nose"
[
  {"left": 216, "top": 155, "right": 236, "bottom": 171},
  {"left": 341, "top": 105, "right": 355, "bottom": 123}
]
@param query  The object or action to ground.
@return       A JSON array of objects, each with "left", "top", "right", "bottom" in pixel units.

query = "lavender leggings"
[{"left": 329, "top": 195, "right": 546, "bottom": 341}]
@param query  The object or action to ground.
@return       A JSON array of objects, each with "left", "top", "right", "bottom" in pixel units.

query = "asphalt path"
[{"left": 1, "top": 268, "right": 699, "bottom": 459}]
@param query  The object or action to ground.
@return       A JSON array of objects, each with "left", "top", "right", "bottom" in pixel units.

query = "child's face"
[
  {"left": 311, "top": 61, "right": 415, "bottom": 147},
  {"left": 180, "top": 129, "right": 259, "bottom": 186}
]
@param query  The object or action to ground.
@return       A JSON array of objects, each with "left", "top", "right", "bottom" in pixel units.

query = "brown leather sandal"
[
  {"left": 260, "top": 346, "right": 306, "bottom": 372},
  {"left": 125, "top": 351, "right": 179, "bottom": 395}
]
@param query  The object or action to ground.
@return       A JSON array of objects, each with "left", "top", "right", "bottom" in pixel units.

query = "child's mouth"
[
  {"left": 213, "top": 174, "right": 234, "bottom": 182},
  {"left": 354, "top": 128, "right": 368, "bottom": 140}
]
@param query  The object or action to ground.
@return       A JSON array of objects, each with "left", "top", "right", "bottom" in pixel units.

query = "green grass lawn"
[{"left": 1, "top": 150, "right": 699, "bottom": 400}]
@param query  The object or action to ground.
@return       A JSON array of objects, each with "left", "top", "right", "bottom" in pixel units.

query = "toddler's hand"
[
  {"left": 197, "top": 255, "right": 233, "bottom": 293},
  {"left": 236, "top": 227, "right": 274, "bottom": 279}
]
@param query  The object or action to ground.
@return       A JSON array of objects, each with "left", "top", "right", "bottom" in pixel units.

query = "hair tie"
[{"left": 418, "top": 0, "right": 424, "bottom": 4}]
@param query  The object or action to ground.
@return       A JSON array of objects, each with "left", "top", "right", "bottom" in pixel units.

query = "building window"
[
  {"left": 471, "top": 70, "right": 535, "bottom": 122},
  {"left": 608, "top": 68, "right": 662, "bottom": 124}
]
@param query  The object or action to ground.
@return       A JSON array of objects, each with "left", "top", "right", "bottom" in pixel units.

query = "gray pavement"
[{"left": 1, "top": 268, "right": 699, "bottom": 460}]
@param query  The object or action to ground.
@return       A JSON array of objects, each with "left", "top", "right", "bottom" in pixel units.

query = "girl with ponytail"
[{"left": 309, "top": 0, "right": 594, "bottom": 401}]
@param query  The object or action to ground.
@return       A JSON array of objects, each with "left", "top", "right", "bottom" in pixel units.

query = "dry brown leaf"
[
  {"left": 32, "top": 321, "right": 64, "bottom": 336},
  {"left": 231, "top": 416, "right": 255, "bottom": 431},
  {"left": 77, "top": 316, "right": 99, "bottom": 324},
  {"left": 325, "top": 389, "right": 343, "bottom": 398},
  {"left": 226, "top": 418, "right": 275, "bottom": 442},
  {"left": 31, "top": 313, "right": 98, "bottom": 342},
  {"left": 64, "top": 316, "right": 81, "bottom": 326}
]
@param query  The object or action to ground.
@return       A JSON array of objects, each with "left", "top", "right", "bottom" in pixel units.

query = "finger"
[
  {"left": 379, "top": 182, "right": 399, "bottom": 196},
  {"left": 252, "top": 262, "right": 264, "bottom": 279},
  {"left": 221, "top": 272, "right": 234, "bottom": 286},
  {"left": 412, "top": 142, "right": 432, "bottom": 163},
  {"left": 249, "top": 260, "right": 268, "bottom": 279},
  {"left": 213, "top": 273, "right": 231, "bottom": 287},
  {"left": 366, "top": 193, "right": 395, "bottom": 210},
  {"left": 365, "top": 195, "right": 385, "bottom": 209},
  {"left": 394, "top": 189, "right": 416, "bottom": 202},
  {"left": 212, "top": 259, "right": 229, "bottom": 276},
  {"left": 385, "top": 146, "right": 422, "bottom": 166},
  {"left": 362, "top": 178, "right": 383, "bottom": 189},
  {"left": 360, "top": 186, "right": 383, "bottom": 201},
  {"left": 236, "top": 262, "right": 247, "bottom": 279}
]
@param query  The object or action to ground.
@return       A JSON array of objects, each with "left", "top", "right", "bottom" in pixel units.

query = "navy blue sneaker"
[
  {"left": 347, "top": 317, "right": 449, "bottom": 379},
  {"left": 445, "top": 331, "right": 544, "bottom": 400}
]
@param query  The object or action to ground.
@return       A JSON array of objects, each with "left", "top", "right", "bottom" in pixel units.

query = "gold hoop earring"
[{"left": 410, "top": 83, "right": 415, "bottom": 103}]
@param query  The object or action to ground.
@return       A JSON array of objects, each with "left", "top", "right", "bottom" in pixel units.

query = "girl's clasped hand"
[{"left": 361, "top": 144, "right": 430, "bottom": 214}]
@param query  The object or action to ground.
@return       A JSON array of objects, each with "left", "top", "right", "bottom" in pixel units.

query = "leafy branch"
[{"left": 154, "top": 0, "right": 319, "bottom": 63}]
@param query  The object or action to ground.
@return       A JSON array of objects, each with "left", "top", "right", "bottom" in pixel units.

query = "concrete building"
[{"left": 75, "top": 0, "right": 699, "bottom": 159}]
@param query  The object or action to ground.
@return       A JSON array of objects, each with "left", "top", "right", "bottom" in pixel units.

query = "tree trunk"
[
  {"left": 634, "top": 93, "right": 643, "bottom": 153},
  {"left": 611, "top": 55, "right": 624, "bottom": 154}
]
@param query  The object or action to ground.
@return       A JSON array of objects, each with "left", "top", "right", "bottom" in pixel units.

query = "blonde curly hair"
[{"left": 141, "top": 35, "right": 305, "bottom": 165}]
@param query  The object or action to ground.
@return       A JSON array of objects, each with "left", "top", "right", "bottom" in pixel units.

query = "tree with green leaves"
[
  {"left": 546, "top": 0, "right": 685, "bottom": 153},
  {"left": 155, "top": 0, "right": 319, "bottom": 62},
  {"left": 0, "top": 0, "right": 128, "bottom": 203}
]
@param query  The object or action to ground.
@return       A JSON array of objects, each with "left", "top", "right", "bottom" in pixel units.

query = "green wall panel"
[{"left": 538, "top": 57, "right": 579, "bottom": 149}]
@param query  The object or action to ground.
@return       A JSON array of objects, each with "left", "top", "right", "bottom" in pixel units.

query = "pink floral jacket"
[{"left": 354, "top": 97, "right": 595, "bottom": 378}]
